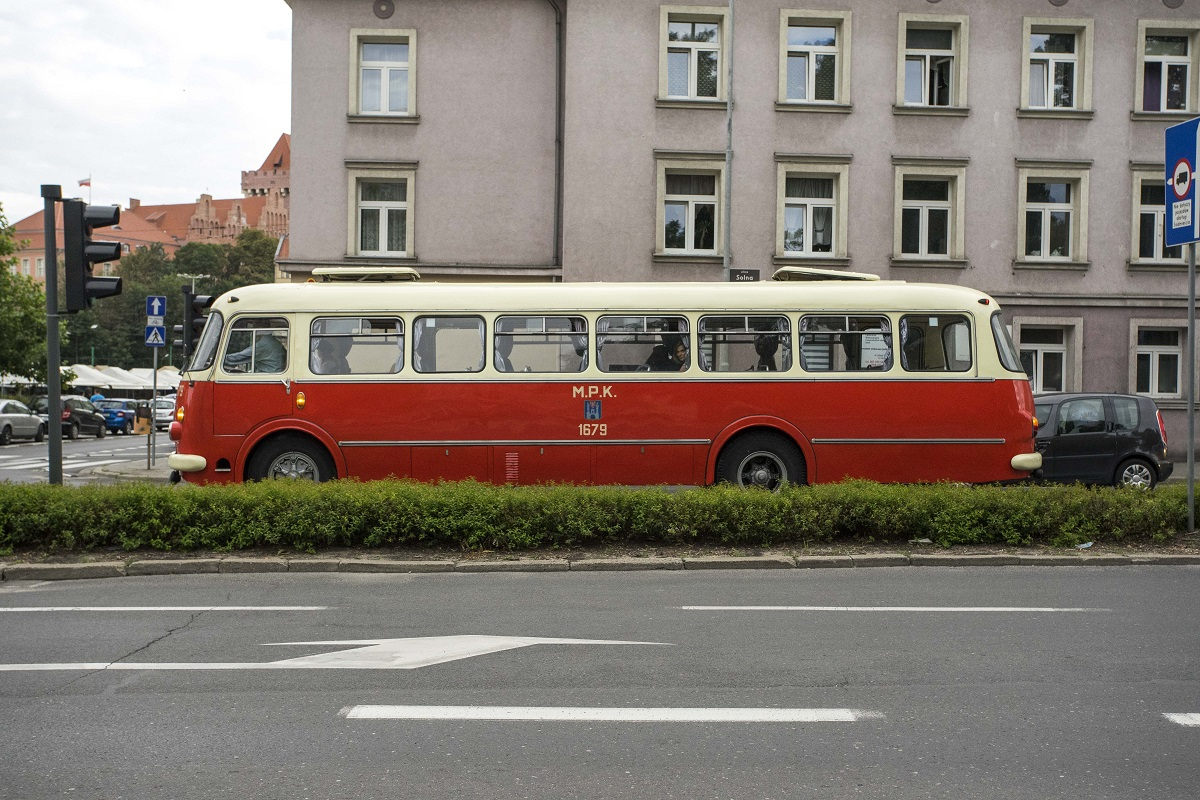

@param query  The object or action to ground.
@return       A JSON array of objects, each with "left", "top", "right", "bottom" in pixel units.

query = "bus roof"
[{"left": 211, "top": 279, "right": 998, "bottom": 316}]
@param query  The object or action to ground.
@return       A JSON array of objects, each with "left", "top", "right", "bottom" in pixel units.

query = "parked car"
[
  {"left": 153, "top": 396, "right": 176, "bottom": 431},
  {"left": 30, "top": 395, "right": 107, "bottom": 439},
  {"left": 0, "top": 399, "right": 46, "bottom": 444},
  {"left": 1033, "top": 393, "right": 1172, "bottom": 489},
  {"left": 95, "top": 398, "right": 142, "bottom": 435}
]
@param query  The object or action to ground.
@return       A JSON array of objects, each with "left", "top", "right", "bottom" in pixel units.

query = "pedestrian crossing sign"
[{"left": 145, "top": 325, "right": 166, "bottom": 347}]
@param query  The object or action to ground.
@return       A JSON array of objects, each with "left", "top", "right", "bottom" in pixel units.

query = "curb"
[{"left": 2, "top": 553, "right": 1198, "bottom": 581}]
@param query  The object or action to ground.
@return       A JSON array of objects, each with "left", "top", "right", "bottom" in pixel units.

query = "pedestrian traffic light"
[
  {"left": 63, "top": 199, "right": 123, "bottom": 312},
  {"left": 173, "top": 287, "right": 216, "bottom": 360}
]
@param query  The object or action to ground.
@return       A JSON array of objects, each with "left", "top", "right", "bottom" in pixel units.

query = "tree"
[{"left": 0, "top": 204, "right": 49, "bottom": 382}]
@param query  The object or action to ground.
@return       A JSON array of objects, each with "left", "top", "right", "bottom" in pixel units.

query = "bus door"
[{"left": 213, "top": 315, "right": 295, "bottom": 436}]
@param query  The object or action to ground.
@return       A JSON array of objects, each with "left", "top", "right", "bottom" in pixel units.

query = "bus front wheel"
[
  {"left": 715, "top": 432, "right": 806, "bottom": 490},
  {"left": 246, "top": 435, "right": 336, "bottom": 482}
]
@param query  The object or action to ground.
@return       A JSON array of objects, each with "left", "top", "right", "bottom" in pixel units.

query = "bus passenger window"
[
  {"left": 310, "top": 317, "right": 403, "bottom": 375},
  {"left": 699, "top": 315, "right": 792, "bottom": 372},
  {"left": 596, "top": 316, "right": 689, "bottom": 373},
  {"left": 222, "top": 317, "right": 289, "bottom": 374},
  {"left": 798, "top": 316, "right": 891, "bottom": 372},
  {"left": 494, "top": 316, "right": 588, "bottom": 373},
  {"left": 899, "top": 314, "right": 971, "bottom": 372},
  {"left": 413, "top": 316, "right": 485, "bottom": 373}
]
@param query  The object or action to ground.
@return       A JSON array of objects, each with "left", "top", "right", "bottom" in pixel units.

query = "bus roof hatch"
[
  {"left": 771, "top": 266, "right": 881, "bottom": 282},
  {"left": 311, "top": 267, "right": 422, "bottom": 282}
]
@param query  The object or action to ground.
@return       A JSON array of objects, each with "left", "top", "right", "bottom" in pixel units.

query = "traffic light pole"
[{"left": 41, "top": 185, "right": 63, "bottom": 486}]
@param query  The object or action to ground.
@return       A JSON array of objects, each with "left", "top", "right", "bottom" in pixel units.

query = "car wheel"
[
  {"left": 1115, "top": 458, "right": 1156, "bottom": 489},
  {"left": 67, "top": 422, "right": 79, "bottom": 440},
  {"left": 246, "top": 434, "right": 336, "bottom": 482},
  {"left": 122, "top": 421, "right": 133, "bottom": 435},
  {"left": 34, "top": 424, "right": 45, "bottom": 443},
  {"left": 715, "top": 431, "right": 806, "bottom": 490},
  {"left": 0, "top": 426, "right": 10, "bottom": 446},
  {"left": 96, "top": 424, "right": 105, "bottom": 438}
]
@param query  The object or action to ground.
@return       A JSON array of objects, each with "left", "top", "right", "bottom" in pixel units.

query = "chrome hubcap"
[
  {"left": 1121, "top": 463, "right": 1153, "bottom": 489},
  {"left": 738, "top": 451, "right": 786, "bottom": 490},
  {"left": 267, "top": 452, "right": 320, "bottom": 481}
]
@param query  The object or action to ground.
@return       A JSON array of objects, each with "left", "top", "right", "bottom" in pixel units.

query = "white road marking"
[
  {"left": 680, "top": 606, "right": 1110, "bottom": 612},
  {"left": 1164, "top": 713, "right": 1200, "bottom": 727},
  {"left": 0, "top": 461, "right": 51, "bottom": 470},
  {"left": 0, "top": 634, "right": 668, "bottom": 671},
  {"left": 0, "top": 606, "right": 328, "bottom": 612},
  {"left": 341, "top": 706, "right": 884, "bottom": 722}
]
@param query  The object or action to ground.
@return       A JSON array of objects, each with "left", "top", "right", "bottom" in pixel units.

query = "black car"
[
  {"left": 1033, "top": 393, "right": 1172, "bottom": 489},
  {"left": 31, "top": 395, "right": 107, "bottom": 439}
]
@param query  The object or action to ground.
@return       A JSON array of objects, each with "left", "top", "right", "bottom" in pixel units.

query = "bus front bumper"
[
  {"left": 167, "top": 454, "right": 207, "bottom": 473},
  {"left": 1010, "top": 453, "right": 1042, "bottom": 471}
]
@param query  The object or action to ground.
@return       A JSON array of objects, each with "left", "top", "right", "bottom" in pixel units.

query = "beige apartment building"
[{"left": 281, "top": 0, "right": 1200, "bottom": 450}]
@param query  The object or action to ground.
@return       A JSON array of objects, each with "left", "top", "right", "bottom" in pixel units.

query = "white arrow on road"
[{"left": 0, "top": 635, "right": 669, "bottom": 671}]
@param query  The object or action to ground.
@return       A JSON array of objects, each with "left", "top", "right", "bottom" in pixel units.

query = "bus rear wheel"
[
  {"left": 247, "top": 435, "right": 336, "bottom": 482},
  {"left": 715, "top": 431, "right": 806, "bottom": 490}
]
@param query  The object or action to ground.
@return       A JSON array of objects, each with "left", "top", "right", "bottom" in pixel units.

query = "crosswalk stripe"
[
  {"left": 340, "top": 706, "right": 885, "bottom": 722},
  {"left": 1164, "top": 713, "right": 1200, "bottom": 726}
]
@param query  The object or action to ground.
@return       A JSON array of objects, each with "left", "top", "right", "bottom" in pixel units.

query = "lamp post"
[
  {"left": 89, "top": 324, "right": 98, "bottom": 367},
  {"left": 177, "top": 273, "right": 210, "bottom": 293}
]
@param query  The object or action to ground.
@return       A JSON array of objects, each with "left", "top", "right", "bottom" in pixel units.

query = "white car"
[
  {"left": 0, "top": 399, "right": 46, "bottom": 444},
  {"left": 154, "top": 396, "right": 177, "bottom": 431}
]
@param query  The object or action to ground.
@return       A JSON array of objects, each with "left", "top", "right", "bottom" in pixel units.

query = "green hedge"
[{"left": 0, "top": 479, "right": 1187, "bottom": 556}]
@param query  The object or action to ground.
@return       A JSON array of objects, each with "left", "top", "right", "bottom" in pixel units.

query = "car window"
[
  {"left": 1034, "top": 403, "right": 1052, "bottom": 427},
  {"left": 1058, "top": 398, "right": 1105, "bottom": 435},
  {"left": 1112, "top": 398, "right": 1139, "bottom": 431}
]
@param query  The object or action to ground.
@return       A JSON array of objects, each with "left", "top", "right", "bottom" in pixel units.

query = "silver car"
[
  {"left": 0, "top": 399, "right": 46, "bottom": 444},
  {"left": 154, "top": 396, "right": 176, "bottom": 431}
]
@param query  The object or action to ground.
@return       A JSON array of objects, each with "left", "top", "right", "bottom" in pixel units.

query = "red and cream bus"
[{"left": 167, "top": 267, "right": 1041, "bottom": 488}]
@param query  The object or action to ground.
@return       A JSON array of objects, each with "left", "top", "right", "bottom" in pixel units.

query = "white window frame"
[
  {"left": 346, "top": 162, "right": 417, "bottom": 259},
  {"left": 775, "top": 155, "right": 849, "bottom": 262},
  {"left": 654, "top": 152, "right": 724, "bottom": 259},
  {"left": 1134, "top": 20, "right": 1200, "bottom": 116},
  {"left": 1020, "top": 18, "right": 1093, "bottom": 116},
  {"left": 1014, "top": 317, "right": 1083, "bottom": 394},
  {"left": 896, "top": 14, "right": 969, "bottom": 112},
  {"left": 348, "top": 29, "right": 418, "bottom": 121},
  {"left": 21, "top": 257, "right": 29, "bottom": 276},
  {"left": 777, "top": 10, "right": 852, "bottom": 110},
  {"left": 1130, "top": 319, "right": 1187, "bottom": 400},
  {"left": 659, "top": 6, "right": 728, "bottom": 104},
  {"left": 36, "top": 258, "right": 44, "bottom": 278},
  {"left": 1015, "top": 160, "right": 1090, "bottom": 268},
  {"left": 891, "top": 157, "right": 968, "bottom": 266},
  {"left": 1130, "top": 165, "right": 1185, "bottom": 268}
]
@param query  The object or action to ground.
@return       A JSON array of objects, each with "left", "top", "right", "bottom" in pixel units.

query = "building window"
[
  {"left": 349, "top": 29, "right": 417, "bottom": 119},
  {"left": 1136, "top": 327, "right": 1183, "bottom": 398},
  {"left": 21, "top": 258, "right": 29, "bottom": 275},
  {"left": 779, "top": 10, "right": 851, "bottom": 107},
  {"left": 655, "top": 153, "right": 724, "bottom": 258},
  {"left": 1132, "top": 169, "right": 1183, "bottom": 265},
  {"left": 897, "top": 14, "right": 968, "bottom": 110},
  {"left": 775, "top": 156, "right": 850, "bottom": 261},
  {"left": 660, "top": 7, "right": 727, "bottom": 103},
  {"left": 346, "top": 163, "right": 417, "bottom": 259},
  {"left": 892, "top": 158, "right": 967, "bottom": 265},
  {"left": 36, "top": 258, "right": 44, "bottom": 278},
  {"left": 1015, "top": 161, "right": 1090, "bottom": 267},
  {"left": 1021, "top": 19, "right": 1092, "bottom": 114},
  {"left": 1136, "top": 22, "right": 1199, "bottom": 114},
  {"left": 1018, "top": 327, "right": 1066, "bottom": 393}
]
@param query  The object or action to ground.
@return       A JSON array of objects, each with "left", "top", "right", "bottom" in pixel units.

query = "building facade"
[{"left": 282, "top": 0, "right": 1200, "bottom": 455}]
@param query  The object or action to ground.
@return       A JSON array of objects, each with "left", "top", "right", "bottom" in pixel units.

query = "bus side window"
[
  {"left": 698, "top": 315, "right": 792, "bottom": 372},
  {"left": 222, "top": 317, "right": 289, "bottom": 374},
  {"left": 798, "top": 315, "right": 891, "bottom": 372},
  {"left": 495, "top": 315, "right": 588, "bottom": 373},
  {"left": 597, "top": 315, "right": 689, "bottom": 373},
  {"left": 413, "top": 316, "right": 485, "bottom": 373},
  {"left": 310, "top": 317, "right": 403, "bottom": 375},
  {"left": 899, "top": 315, "right": 972, "bottom": 372}
]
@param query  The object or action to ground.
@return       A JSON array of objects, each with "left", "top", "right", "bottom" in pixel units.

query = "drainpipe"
[{"left": 546, "top": 0, "right": 566, "bottom": 273}]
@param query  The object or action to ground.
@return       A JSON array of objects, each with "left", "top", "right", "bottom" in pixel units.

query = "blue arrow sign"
[
  {"left": 1165, "top": 118, "right": 1200, "bottom": 247},
  {"left": 146, "top": 295, "right": 167, "bottom": 317},
  {"left": 145, "top": 326, "right": 166, "bottom": 347}
]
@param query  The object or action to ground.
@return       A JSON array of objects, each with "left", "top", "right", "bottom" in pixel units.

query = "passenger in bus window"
[
  {"left": 754, "top": 334, "right": 779, "bottom": 371},
  {"left": 311, "top": 337, "right": 351, "bottom": 375},
  {"left": 494, "top": 336, "right": 515, "bottom": 372},
  {"left": 646, "top": 335, "right": 688, "bottom": 371},
  {"left": 224, "top": 333, "right": 287, "bottom": 373}
]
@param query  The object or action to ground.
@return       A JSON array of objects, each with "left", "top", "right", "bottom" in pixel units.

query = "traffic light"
[
  {"left": 173, "top": 287, "right": 215, "bottom": 360},
  {"left": 63, "top": 199, "right": 123, "bottom": 312}
]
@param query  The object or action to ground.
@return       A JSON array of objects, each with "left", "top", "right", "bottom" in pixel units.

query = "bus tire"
[
  {"left": 715, "top": 431, "right": 806, "bottom": 490},
  {"left": 246, "top": 434, "right": 336, "bottom": 483}
]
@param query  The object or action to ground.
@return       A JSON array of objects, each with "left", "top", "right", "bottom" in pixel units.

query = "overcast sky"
[{"left": 0, "top": 1, "right": 291, "bottom": 226}]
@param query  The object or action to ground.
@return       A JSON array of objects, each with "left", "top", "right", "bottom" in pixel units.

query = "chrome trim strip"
[
  {"left": 340, "top": 439, "right": 711, "bottom": 447},
  {"left": 811, "top": 438, "right": 1006, "bottom": 445}
]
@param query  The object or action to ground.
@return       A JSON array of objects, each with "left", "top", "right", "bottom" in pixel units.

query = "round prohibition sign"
[{"left": 1173, "top": 158, "right": 1193, "bottom": 200}]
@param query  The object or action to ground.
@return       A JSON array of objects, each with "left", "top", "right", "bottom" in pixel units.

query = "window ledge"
[
  {"left": 348, "top": 114, "right": 420, "bottom": 125},
  {"left": 1130, "top": 110, "right": 1195, "bottom": 121},
  {"left": 655, "top": 98, "right": 727, "bottom": 110},
  {"left": 775, "top": 102, "right": 852, "bottom": 114},
  {"left": 343, "top": 254, "right": 418, "bottom": 264},
  {"left": 890, "top": 257, "right": 968, "bottom": 269},
  {"left": 772, "top": 255, "right": 851, "bottom": 267},
  {"left": 1128, "top": 259, "right": 1188, "bottom": 272},
  {"left": 892, "top": 105, "right": 970, "bottom": 117},
  {"left": 1012, "top": 259, "right": 1090, "bottom": 271},
  {"left": 653, "top": 252, "right": 724, "bottom": 265},
  {"left": 1017, "top": 108, "right": 1094, "bottom": 120}
]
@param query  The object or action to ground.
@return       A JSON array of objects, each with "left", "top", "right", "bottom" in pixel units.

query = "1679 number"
[{"left": 578, "top": 423, "right": 608, "bottom": 436}]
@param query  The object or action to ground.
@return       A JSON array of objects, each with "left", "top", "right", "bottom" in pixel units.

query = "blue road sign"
[
  {"left": 1165, "top": 118, "right": 1200, "bottom": 247},
  {"left": 146, "top": 295, "right": 167, "bottom": 317},
  {"left": 145, "top": 326, "right": 166, "bottom": 347}
]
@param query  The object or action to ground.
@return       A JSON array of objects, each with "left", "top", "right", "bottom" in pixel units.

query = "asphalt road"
[
  {"left": 0, "top": 430, "right": 170, "bottom": 484},
  {"left": 1, "top": 567, "right": 1197, "bottom": 799}
]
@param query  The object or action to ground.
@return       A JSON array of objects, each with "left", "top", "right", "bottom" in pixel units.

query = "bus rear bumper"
[
  {"left": 1010, "top": 452, "right": 1042, "bottom": 472},
  {"left": 167, "top": 454, "right": 208, "bottom": 473}
]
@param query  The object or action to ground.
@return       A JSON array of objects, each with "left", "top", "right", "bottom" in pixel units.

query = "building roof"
[{"left": 257, "top": 133, "right": 290, "bottom": 172}]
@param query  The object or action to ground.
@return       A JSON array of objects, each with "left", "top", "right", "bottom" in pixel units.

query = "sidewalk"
[{"left": 90, "top": 457, "right": 173, "bottom": 485}]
